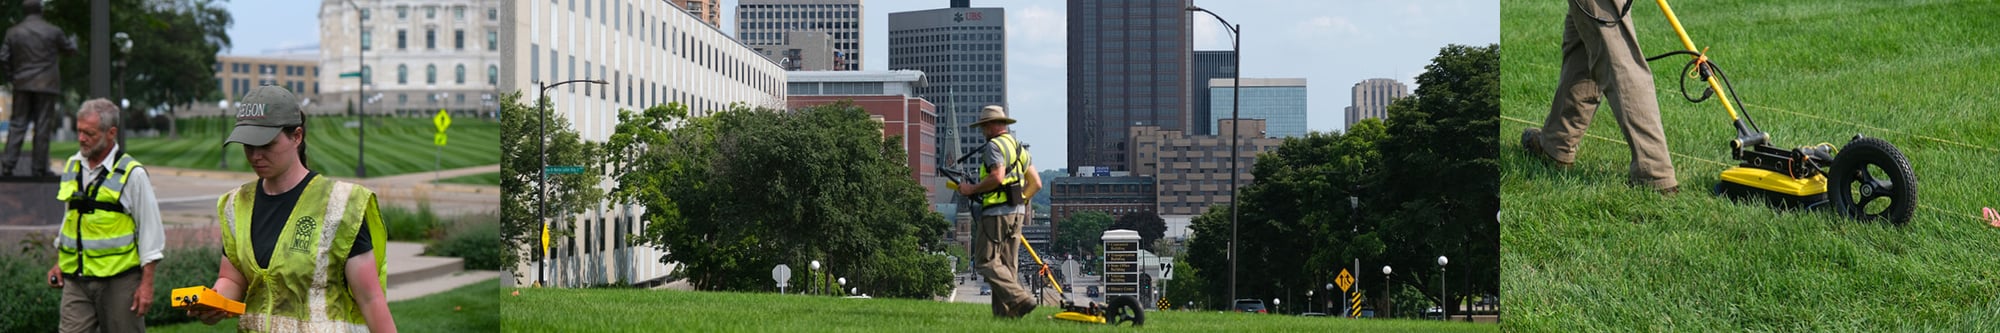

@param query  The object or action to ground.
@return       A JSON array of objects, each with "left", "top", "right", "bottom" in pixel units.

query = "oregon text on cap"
[{"left": 236, "top": 104, "right": 268, "bottom": 120}]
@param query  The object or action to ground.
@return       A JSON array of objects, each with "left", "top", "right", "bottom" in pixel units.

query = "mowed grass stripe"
[
  {"left": 1498, "top": 115, "right": 1986, "bottom": 224},
  {"left": 47, "top": 116, "right": 499, "bottom": 178},
  {"left": 1502, "top": 0, "right": 2000, "bottom": 330},
  {"left": 503, "top": 288, "right": 1496, "bottom": 332}
]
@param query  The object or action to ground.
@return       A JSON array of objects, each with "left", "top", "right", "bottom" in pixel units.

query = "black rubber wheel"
[
  {"left": 1107, "top": 296, "right": 1145, "bottom": 327},
  {"left": 1829, "top": 137, "right": 1917, "bottom": 225}
]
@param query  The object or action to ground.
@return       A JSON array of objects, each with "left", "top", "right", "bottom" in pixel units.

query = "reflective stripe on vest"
[
  {"left": 976, "top": 134, "right": 1025, "bottom": 207},
  {"left": 55, "top": 154, "right": 143, "bottom": 277},
  {"left": 219, "top": 177, "right": 387, "bottom": 332}
]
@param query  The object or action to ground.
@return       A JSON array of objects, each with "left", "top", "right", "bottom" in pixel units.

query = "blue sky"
[{"left": 226, "top": 0, "right": 1500, "bottom": 168}]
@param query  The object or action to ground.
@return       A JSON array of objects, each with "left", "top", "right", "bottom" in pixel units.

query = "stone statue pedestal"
[{"left": 0, "top": 176, "right": 61, "bottom": 226}]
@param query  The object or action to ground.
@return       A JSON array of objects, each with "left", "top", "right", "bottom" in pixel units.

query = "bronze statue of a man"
[{"left": 0, "top": 0, "right": 76, "bottom": 177}]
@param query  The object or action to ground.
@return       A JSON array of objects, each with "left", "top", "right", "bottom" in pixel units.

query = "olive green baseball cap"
[{"left": 224, "top": 85, "right": 306, "bottom": 146}]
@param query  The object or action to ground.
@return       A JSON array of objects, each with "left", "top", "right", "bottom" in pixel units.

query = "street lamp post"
[
  {"left": 1185, "top": 4, "right": 1242, "bottom": 307},
  {"left": 1323, "top": 283, "right": 1333, "bottom": 316},
  {"left": 1306, "top": 289, "right": 1314, "bottom": 314},
  {"left": 1382, "top": 265, "right": 1392, "bottom": 318},
  {"left": 1437, "top": 256, "right": 1448, "bottom": 321},
  {"left": 536, "top": 79, "right": 607, "bottom": 287},
  {"left": 346, "top": 0, "right": 367, "bottom": 178}
]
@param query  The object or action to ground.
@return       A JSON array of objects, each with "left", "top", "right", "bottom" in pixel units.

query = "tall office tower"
[
  {"left": 1067, "top": 0, "right": 1193, "bottom": 173},
  {"left": 1345, "top": 78, "right": 1408, "bottom": 129},
  {"left": 1189, "top": 50, "right": 1237, "bottom": 135},
  {"left": 738, "top": 0, "right": 863, "bottom": 71},
  {"left": 1209, "top": 78, "right": 1308, "bottom": 138},
  {"left": 889, "top": 2, "right": 1006, "bottom": 169}
]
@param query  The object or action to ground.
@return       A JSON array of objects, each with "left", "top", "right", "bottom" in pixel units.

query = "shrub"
[
  {"left": 381, "top": 202, "right": 441, "bottom": 241},
  {"left": 426, "top": 219, "right": 503, "bottom": 270},
  {"left": 0, "top": 238, "right": 221, "bottom": 330},
  {"left": 0, "top": 243, "right": 61, "bottom": 332},
  {"left": 145, "top": 247, "right": 223, "bottom": 325}
]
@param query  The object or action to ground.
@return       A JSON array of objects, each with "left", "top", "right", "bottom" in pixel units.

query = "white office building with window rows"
[{"left": 501, "top": 0, "right": 788, "bottom": 287}]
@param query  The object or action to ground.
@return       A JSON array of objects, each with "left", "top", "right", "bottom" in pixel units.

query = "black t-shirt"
[{"left": 235, "top": 172, "right": 373, "bottom": 268}]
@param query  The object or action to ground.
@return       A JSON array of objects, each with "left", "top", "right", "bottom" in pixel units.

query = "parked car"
[
  {"left": 1086, "top": 286, "right": 1100, "bottom": 298},
  {"left": 1476, "top": 294, "right": 1499, "bottom": 309},
  {"left": 979, "top": 286, "right": 991, "bottom": 295},
  {"left": 1424, "top": 306, "right": 1445, "bottom": 320},
  {"left": 1233, "top": 299, "right": 1268, "bottom": 314}
]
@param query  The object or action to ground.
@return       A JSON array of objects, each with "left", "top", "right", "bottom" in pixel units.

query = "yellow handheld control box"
[{"left": 170, "top": 286, "right": 245, "bottom": 315}]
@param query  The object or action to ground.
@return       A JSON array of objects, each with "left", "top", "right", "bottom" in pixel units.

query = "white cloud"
[{"left": 1296, "top": 16, "right": 1361, "bottom": 39}]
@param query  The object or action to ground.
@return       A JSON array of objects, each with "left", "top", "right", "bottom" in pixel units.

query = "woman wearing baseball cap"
[{"left": 187, "top": 85, "right": 396, "bottom": 332}]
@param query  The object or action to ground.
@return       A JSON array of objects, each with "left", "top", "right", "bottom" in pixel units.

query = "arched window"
[
  {"left": 396, "top": 64, "right": 407, "bottom": 84},
  {"left": 426, "top": 64, "right": 437, "bottom": 84},
  {"left": 360, "top": 65, "right": 371, "bottom": 84},
  {"left": 455, "top": 64, "right": 465, "bottom": 84},
  {"left": 488, "top": 65, "right": 498, "bottom": 85}
]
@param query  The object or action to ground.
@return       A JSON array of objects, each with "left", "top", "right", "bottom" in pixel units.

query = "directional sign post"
[
  {"left": 538, "top": 223, "right": 549, "bottom": 287},
  {"left": 544, "top": 166, "right": 585, "bottom": 175},
  {"left": 1102, "top": 230, "right": 1142, "bottom": 303},
  {"left": 1337, "top": 269, "right": 1354, "bottom": 317},
  {"left": 338, "top": 71, "right": 362, "bottom": 78},
  {"left": 773, "top": 264, "right": 793, "bottom": 294},
  {"left": 434, "top": 109, "right": 451, "bottom": 181}
]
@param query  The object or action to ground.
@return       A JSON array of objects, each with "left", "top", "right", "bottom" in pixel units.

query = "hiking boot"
[
  {"left": 1010, "top": 301, "right": 1038, "bottom": 318},
  {"left": 1659, "top": 185, "right": 1680, "bottom": 196},
  {"left": 1520, "top": 127, "right": 1573, "bottom": 168}
]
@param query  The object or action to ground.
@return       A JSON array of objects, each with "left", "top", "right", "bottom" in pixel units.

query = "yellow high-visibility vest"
[
  {"left": 977, "top": 133, "right": 1029, "bottom": 208},
  {"left": 216, "top": 176, "right": 388, "bottom": 332},
  {"left": 55, "top": 154, "right": 143, "bottom": 278}
]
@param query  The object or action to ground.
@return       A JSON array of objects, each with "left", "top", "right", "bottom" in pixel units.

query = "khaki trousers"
[
  {"left": 1534, "top": 0, "right": 1679, "bottom": 190},
  {"left": 59, "top": 271, "right": 146, "bottom": 333},
  {"left": 973, "top": 213, "right": 1032, "bottom": 317}
]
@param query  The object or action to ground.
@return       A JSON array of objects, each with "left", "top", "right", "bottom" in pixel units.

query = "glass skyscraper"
[{"left": 1210, "top": 78, "right": 1308, "bottom": 138}]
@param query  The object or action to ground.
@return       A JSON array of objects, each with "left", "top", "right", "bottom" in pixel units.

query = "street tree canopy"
[
  {"left": 1181, "top": 44, "right": 1498, "bottom": 315},
  {"left": 603, "top": 101, "right": 952, "bottom": 299}
]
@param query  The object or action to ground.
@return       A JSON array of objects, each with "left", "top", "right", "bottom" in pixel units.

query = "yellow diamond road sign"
[
  {"left": 1336, "top": 269, "right": 1354, "bottom": 292},
  {"left": 434, "top": 109, "right": 452, "bottom": 146}
]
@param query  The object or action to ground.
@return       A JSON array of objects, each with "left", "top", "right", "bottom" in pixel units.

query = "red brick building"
[{"left": 787, "top": 70, "right": 941, "bottom": 201}]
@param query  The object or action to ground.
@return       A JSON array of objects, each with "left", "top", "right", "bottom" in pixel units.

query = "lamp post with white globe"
[
  {"left": 838, "top": 277, "right": 847, "bottom": 295},
  {"left": 1323, "top": 283, "right": 1334, "bottom": 316},
  {"left": 1382, "top": 265, "right": 1393, "bottom": 318},
  {"left": 1437, "top": 256, "right": 1448, "bottom": 321},
  {"left": 811, "top": 260, "right": 822, "bottom": 295}
]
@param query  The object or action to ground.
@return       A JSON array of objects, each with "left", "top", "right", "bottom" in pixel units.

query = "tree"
[
  {"left": 1163, "top": 256, "right": 1204, "bottom": 309},
  {"left": 1176, "top": 44, "right": 1498, "bottom": 316},
  {"left": 498, "top": 92, "right": 605, "bottom": 281},
  {"left": 1377, "top": 44, "right": 1501, "bottom": 316},
  {"left": 1183, "top": 204, "right": 1233, "bottom": 309},
  {"left": 603, "top": 101, "right": 951, "bottom": 299},
  {"left": 13, "top": 0, "right": 231, "bottom": 137},
  {"left": 1109, "top": 211, "right": 1167, "bottom": 252},
  {"left": 1053, "top": 211, "right": 1111, "bottom": 257}
]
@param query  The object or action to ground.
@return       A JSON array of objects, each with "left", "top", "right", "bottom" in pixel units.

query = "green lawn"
[
  {"left": 503, "top": 288, "right": 1494, "bottom": 332},
  {"left": 148, "top": 278, "right": 500, "bottom": 332},
  {"left": 1501, "top": 0, "right": 2000, "bottom": 331},
  {"left": 46, "top": 116, "right": 499, "bottom": 178},
  {"left": 434, "top": 171, "right": 501, "bottom": 186}
]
